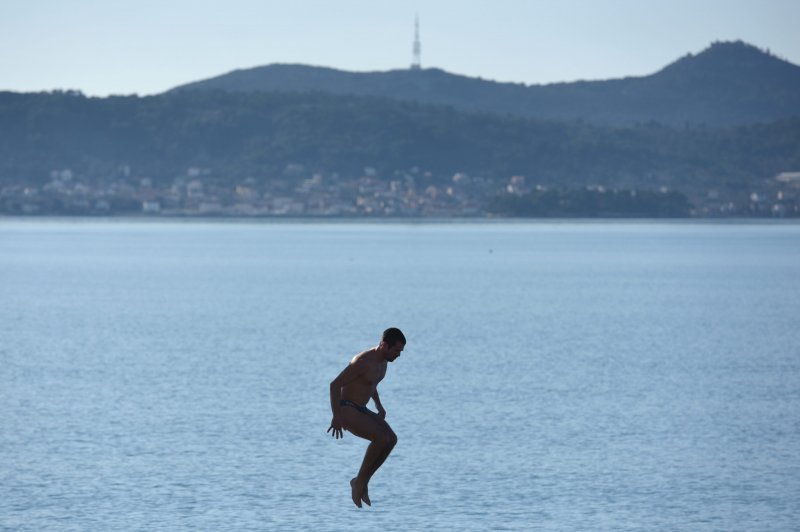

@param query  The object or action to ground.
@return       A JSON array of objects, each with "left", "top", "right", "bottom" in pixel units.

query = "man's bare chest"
[{"left": 362, "top": 363, "right": 387, "bottom": 386}]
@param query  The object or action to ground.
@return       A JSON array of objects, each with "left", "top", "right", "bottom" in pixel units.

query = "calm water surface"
[{"left": 2, "top": 220, "right": 799, "bottom": 531}]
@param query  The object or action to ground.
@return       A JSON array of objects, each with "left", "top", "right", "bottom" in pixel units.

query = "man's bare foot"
[
  {"left": 361, "top": 484, "right": 371, "bottom": 506},
  {"left": 350, "top": 478, "right": 363, "bottom": 508}
]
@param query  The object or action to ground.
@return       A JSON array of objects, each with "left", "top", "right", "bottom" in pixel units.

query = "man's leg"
[
  {"left": 361, "top": 431, "right": 396, "bottom": 483},
  {"left": 340, "top": 408, "right": 397, "bottom": 507}
]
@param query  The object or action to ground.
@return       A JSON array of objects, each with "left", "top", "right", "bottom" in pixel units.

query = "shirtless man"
[{"left": 328, "top": 328, "right": 406, "bottom": 508}]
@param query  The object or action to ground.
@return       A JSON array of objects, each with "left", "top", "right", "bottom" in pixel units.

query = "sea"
[{"left": 2, "top": 219, "right": 799, "bottom": 531}]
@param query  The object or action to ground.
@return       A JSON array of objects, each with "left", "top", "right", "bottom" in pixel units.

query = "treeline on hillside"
[
  {"left": 488, "top": 188, "right": 691, "bottom": 217},
  {"left": 1, "top": 90, "right": 799, "bottom": 192}
]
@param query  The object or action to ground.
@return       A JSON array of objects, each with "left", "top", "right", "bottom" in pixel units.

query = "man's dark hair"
[{"left": 382, "top": 327, "right": 406, "bottom": 346}]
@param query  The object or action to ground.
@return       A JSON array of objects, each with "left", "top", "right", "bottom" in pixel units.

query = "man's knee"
[{"left": 384, "top": 430, "right": 397, "bottom": 448}]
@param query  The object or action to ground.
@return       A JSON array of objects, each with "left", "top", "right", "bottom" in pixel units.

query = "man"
[{"left": 328, "top": 327, "right": 406, "bottom": 508}]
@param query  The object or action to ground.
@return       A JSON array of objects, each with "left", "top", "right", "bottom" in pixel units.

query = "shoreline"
[{"left": 1, "top": 215, "right": 799, "bottom": 226}]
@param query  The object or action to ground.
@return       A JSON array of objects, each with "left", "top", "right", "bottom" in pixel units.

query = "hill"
[
  {"left": 168, "top": 41, "right": 800, "bottom": 127},
  {"left": 1, "top": 89, "right": 798, "bottom": 193}
]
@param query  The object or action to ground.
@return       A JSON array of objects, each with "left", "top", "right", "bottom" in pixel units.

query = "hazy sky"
[{"left": 1, "top": 0, "right": 798, "bottom": 96}]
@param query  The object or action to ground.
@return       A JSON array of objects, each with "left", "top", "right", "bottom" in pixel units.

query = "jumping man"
[{"left": 328, "top": 327, "right": 406, "bottom": 507}]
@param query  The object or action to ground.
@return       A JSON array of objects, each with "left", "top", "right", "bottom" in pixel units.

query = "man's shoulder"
[{"left": 351, "top": 348, "right": 379, "bottom": 365}]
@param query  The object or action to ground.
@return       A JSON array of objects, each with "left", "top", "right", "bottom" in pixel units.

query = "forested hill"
[
  {"left": 168, "top": 41, "right": 800, "bottom": 127},
  {"left": 2, "top": 89, "right": 799, "bottom": 192}
]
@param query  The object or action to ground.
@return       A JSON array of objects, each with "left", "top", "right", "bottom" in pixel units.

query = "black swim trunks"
[{"left": 340, "top": 399, "right": 371, "bottom": 414}]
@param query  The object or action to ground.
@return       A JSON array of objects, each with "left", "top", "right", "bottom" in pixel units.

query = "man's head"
[{"left": 380, "top": 327, "right": 406, "bottom": 361}]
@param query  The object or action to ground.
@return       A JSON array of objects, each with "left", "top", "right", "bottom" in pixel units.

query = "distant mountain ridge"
[
  {"left": 2, "top": 89, "right": 799, "bottom": 194},
  {"left": 169, "top": 41, "right": 800, "bottom": 126}
]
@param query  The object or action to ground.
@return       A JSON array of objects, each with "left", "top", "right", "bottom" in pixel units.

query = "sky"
[{"left": 1, "top": 0, "right": 798, "bottom": 96}]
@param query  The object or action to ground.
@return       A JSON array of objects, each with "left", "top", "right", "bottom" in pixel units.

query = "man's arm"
[
  {"left": 327, "top": 360, "right": 364, "bottom": 439},
  {"left": 371, "top": 388, "right": 386, "bottom": 419}
]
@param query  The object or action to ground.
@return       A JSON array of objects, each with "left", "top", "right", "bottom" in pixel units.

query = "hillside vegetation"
[{"left": 1, "top": 89, "right": 798, "bottom": 192}]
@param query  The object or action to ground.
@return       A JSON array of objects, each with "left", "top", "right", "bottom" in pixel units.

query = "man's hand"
[
  {"left": 377, "top": 407, "right": 386, "bottom": 420},
  {"left": 327, "top": 416, "right": 344, "bottom": 439}
]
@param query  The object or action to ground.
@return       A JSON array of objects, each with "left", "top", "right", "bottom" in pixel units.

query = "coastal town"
[{"left": 2, "top": 165, "right": 799, "bottom": 218}]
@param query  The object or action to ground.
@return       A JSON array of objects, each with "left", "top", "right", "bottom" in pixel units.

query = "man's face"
[{"left": 385, "top": 341, "right": 405, "bottom": 362}]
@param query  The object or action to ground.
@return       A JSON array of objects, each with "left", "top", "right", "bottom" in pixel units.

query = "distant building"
[
  {"left": 506, "top": 175, "right": 527, "bottom": 195},
  {"left": 142, "top": 201, "right": 161, "bottom": 214},
  {"left": 776, "top": 172, "right": 800, "bottom": 187},
  {"left": 186, "top": 180, "right": 204, "bottom": 198}
]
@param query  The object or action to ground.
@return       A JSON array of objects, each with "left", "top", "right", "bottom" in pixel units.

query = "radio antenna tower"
[{"left": 411, "top": 14, "right": 421, "bottom": 70}]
